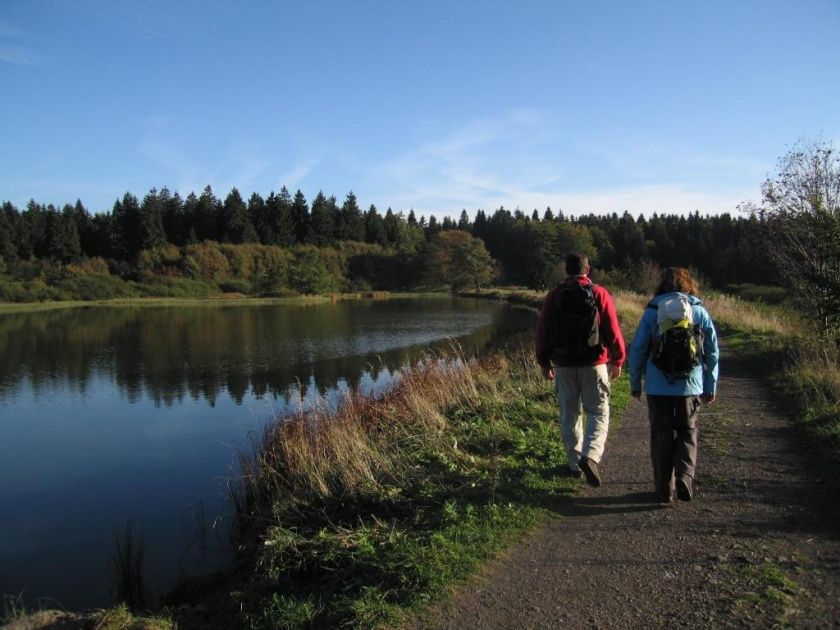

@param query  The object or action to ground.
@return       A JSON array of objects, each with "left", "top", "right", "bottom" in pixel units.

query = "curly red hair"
[{"left": 655, "top": 267, "right": 699, "bottom": 296}]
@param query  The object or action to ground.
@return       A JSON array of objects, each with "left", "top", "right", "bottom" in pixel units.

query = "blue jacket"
[{"left": 629, "top": 292, "right": 719, "bottom": 397}]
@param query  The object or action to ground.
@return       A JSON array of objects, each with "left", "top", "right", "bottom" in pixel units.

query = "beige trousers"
[{"left": 554, "top": 363, "right": 611, "bottom": 468}]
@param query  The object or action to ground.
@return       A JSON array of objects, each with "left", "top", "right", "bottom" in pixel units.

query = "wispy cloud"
[
  {"left": 0, "top": 44, "right": 37, "bottom": 66},
  {"left": 278, "top": 158, "right": 319, "bottom": 191},
  {"left": 369, "top": 110, "right": 762, "bottom": 217},
  {"left": 138, "top": 137, "right": 204, "bottom": 195},
  {"left": 0, "top": 20, "right": 37, "bottom": 66}
]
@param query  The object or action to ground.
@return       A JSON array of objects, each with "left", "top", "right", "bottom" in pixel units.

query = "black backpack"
[
  {"left": 648, "top": 298, "right": 704, "bottom": 382},
  {"left": 547, "top": 282, "right": 601, "bottom": 363}
]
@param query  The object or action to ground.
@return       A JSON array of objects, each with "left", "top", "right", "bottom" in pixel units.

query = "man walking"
[{"left": 535, "top": 253, "right": 626, "bottom": 487}]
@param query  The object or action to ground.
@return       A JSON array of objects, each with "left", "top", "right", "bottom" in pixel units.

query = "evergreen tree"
[
  {"left": 291, "top": 189, "right": 310, "bottom": 244},
  {"left": 407, "top": 209, "right": 418, "bottom": 226},
  {"left": 0, "top": 202, "right": 20, "bottom": 266},
  {"left": 472, "top": 209, "right": 488, "bottom": 240},
  {"left": 21, "top": 200, "right": 49, "bottom": 259},
  {"left": 364, "top": 204, "right": 388, "bottom": 245},
  {"left": 160, "top": 188, "right": 185, "bottom": 245},
  {"left": 309, "top": 191, "right": 335, "bottom": 246},
  {"left": 337, "top": 191, "right": 365, "bottom": 242},
  {"left": 87, "top": 212, "right": 113, "bottom": 259},
  {"left": 457, "top": 209, "right": 471, "bottom": 231},
  {"left": 48, "top": 205, "right": 82, "bottom": 262},
  {"left": 248, "top": 192, "right": 270, "bottom": 244},
  {"left": 182, "top": 192, "right": 200, "bottom": 244},
  {"left": 139, "top": 188, "right": 168, "bottom": 250},
  {"left": 65, "top": 199, "right": 95, "bottom": 257},
  {"left": 111, "top": 192, "right": 142, "bottom": 259},
  {"left": 222, "top": 188, "right": 258, "bottom": 243},
  {"left": 265, "top": 187, "right": 296, "bottom": 247},
  {"left": 195, "top": 186, "right": 221, "bottom": 241},
  {"left": 426, "top": 215, "right": 441, "bottom": 238},
  {"left": 383, "top": 208, "right": 401, "bottom": 246}
]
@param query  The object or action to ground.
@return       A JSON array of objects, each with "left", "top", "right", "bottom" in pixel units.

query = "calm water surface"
[{"left": 0, "top": 297, "right": 534, "bottom": 608}]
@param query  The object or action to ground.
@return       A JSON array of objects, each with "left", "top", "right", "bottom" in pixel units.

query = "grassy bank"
[
  {"left": 155, "top": 334, "right": 631, "bottom": 628},
  {"left": 703, "top": 293, "right": 840, "bottom": 448}
]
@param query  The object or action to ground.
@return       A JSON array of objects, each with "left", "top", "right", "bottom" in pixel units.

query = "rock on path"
[{"left": 410, "top": 342, "right": 840, "bottom": 629}]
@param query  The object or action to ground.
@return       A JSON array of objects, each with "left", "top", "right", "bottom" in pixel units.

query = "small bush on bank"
[
  {"left": 55, "top": 274, "right": 136, "bottom": 300},
  {"left": 131, "top": 277, "right": 218, "bottom": 298},
  {"left": 724, "top": 283, "right": 789, "bottom": 305},
  {"left": 219, "top": 279, "right": 253, "bottom": 295},
  {"left": 258, "top": 287, "right": 300, "bottom": 298},
  {"left": 0, "top": 279, "right": 61, "bottom": 302}
]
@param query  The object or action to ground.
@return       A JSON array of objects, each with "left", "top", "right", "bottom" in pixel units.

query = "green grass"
[
  {"left": 729, "top": 559, "right": 801, "bottom": 626},
  {"left": 164, "top": 334, "right": 632, "bottom": 629}
]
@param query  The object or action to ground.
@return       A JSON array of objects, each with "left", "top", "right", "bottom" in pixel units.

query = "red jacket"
[{"left": 535, "top": 276, "right": 626, "bottom": 369}]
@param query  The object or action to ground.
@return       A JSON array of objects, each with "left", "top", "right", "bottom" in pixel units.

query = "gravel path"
[{"left": 410, "top": 342, "right": 840, "bottom": 628}]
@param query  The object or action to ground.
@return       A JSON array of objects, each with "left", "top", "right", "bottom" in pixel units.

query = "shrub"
[
  {"left": 137, "top": 245, "right": 182, "bottom": 278},
  {"left": 184, "top": 242, "right": 230, "bottom": 281},
  {"left": 55, "top": 274, "right": 137, "bottom": 300},
  {"left": 289, "top": 247, "right": 337, "bottom": 295},
  {"left": 0, "top": 279, "right": 61, "bottom": 302},
  {"left": 260, "top": 287, "right": 300, "bottom": 298},
  {"left": 725, "top": 283, "right": 789, "bottom": 305},
  {"left": 219, "top": 279, "right": 253, "bottom": 294},
  {"left": 132, "top": 277, "right": 217, "bottom": 298},
  {"left": 250, "top": 246, "right": 293, "bottom": 295},
  {"left": 219, "top": 243, "right": 256, "bottom": 279},
  {"left": 65, "top": 257, "right": 111, "bottom": 276}
]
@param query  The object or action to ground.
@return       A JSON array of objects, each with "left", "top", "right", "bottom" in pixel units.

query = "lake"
[{"left": 0, "top": 296, "right": 535, "bottom": 609}]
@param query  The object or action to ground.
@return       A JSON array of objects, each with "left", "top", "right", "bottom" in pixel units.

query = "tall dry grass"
[
  {"left": 703, "top": 293, "right": 801, "bottom": 335},
  {"left": 234, "top": 345, "right": 521, "bottom": 531}
]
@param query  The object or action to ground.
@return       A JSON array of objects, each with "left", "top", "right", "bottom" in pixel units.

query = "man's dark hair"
[{"left": 565, "top": 253, "right": 589, "bottom": 276}]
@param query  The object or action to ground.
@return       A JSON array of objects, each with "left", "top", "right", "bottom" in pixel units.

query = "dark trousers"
[{"left": 646, "top": 395, "right": 700, "bottom": 495}]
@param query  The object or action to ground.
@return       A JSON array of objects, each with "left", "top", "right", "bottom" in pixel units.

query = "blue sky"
[{"left": 1, "top": 0, "right": 838, "bottom": 218}]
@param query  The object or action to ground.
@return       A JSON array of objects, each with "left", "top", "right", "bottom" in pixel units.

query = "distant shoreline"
[{"left": 0, "top": 291, "right": 469, "bottom": 314}]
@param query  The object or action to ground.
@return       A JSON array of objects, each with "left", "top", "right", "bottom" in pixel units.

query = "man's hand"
[
  {"left": 608, "top": 363, "right": 622, "bottom": 381},
  {"left": 542, "top": 366, "right": 555, "bottom": 380},
  {"left": 701, "top": 393, "right": 716, "bottom": 404},
  {"left": 631, "top": 390, "right": 642, "bottom": 399}
]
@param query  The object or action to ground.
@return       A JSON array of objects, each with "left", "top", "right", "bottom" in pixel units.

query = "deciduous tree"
[{"left": 756, "top": 140, "right": 840, "bottom": 335}]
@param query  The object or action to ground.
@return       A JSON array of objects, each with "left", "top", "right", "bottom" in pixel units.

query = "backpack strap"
[{"left": 646, "top": 301, "right": 658, "bottom": 310}]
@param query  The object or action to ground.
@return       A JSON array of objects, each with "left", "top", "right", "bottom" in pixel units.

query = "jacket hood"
[{"left": 648, "top": 291, "right": 702, "bottom": 306}]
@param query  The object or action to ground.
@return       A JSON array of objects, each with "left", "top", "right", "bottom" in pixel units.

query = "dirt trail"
[{"left": 410, "top": 342, "right": 840, "bottom": 628}]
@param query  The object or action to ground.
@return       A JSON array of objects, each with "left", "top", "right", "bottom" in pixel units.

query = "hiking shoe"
[
  {"left": 676, "top": 476, "right": 693, "bottom": 501},
  {"left": 579, "top": 457, "right": 602, "bottom": 488},
  {"left": 658, "top": 489, "right": 674, "bottom": 504}
]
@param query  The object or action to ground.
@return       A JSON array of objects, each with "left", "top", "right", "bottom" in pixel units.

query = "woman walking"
[{"left": 629, "top": 267, "right": 720, "bottom": 503}]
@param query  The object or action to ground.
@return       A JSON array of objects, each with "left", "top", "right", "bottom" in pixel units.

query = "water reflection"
[
  {"left": 0, "top": 298, "right": 523, "bottom": 408},
  {"left": 0, "top": 297, "right": 534, "bottom": 609}
]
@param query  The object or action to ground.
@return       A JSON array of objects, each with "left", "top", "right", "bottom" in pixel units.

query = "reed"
[{"left": 112, "top": 522, "right": 146, "bottom": 612}]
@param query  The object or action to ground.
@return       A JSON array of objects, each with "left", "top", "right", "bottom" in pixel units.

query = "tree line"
[
  {"left": 1, "top": 139, "right": 837, "bottom": 337},
  {"left": 0, "top": 185, "right": 772, "bottom": 287}
]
